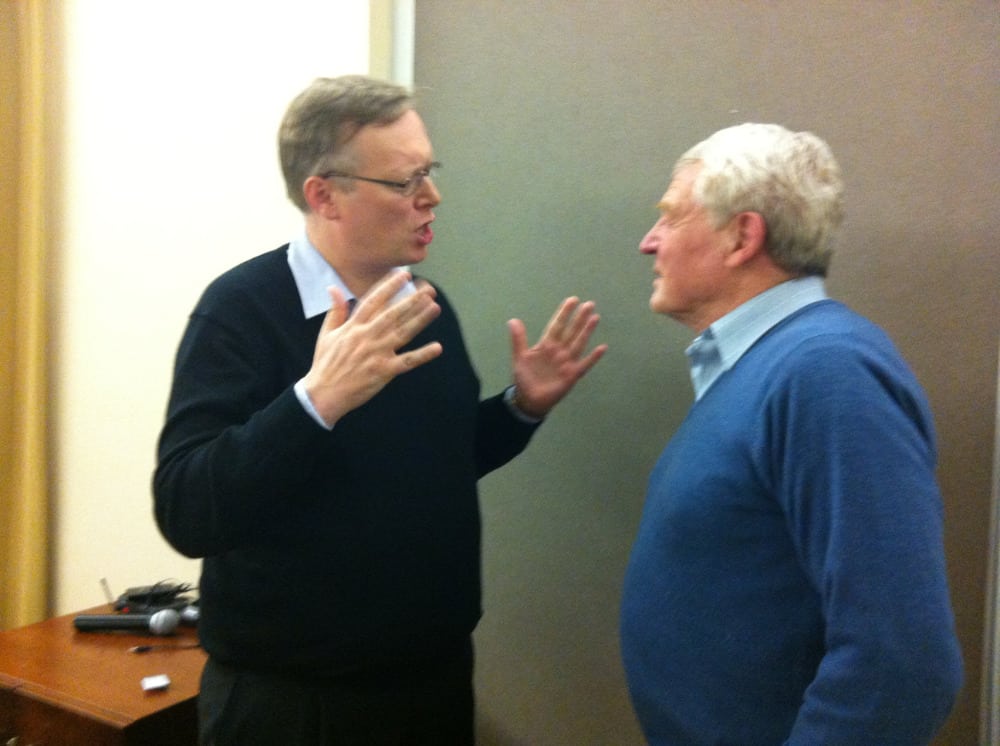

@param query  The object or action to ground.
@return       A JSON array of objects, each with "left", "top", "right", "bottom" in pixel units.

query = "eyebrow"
[{"left": 394, "top": 160, "right": 438, "bottom": 178}]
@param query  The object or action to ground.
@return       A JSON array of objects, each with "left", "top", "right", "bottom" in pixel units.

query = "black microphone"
[{"left": 73, "top": 608, "right": 180, "bottom": 636}]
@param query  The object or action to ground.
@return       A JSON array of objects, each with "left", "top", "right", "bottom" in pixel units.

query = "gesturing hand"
[
  {"left": 507, "top": 297, "right": 608, "bottom": 419},
  {"left": 302, "top": 271, "right": 443, "bottom": 427}
]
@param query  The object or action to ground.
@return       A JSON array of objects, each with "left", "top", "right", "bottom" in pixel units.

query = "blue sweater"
[{"left": 620, "top": 300, "right": 962, "bottom": 745}]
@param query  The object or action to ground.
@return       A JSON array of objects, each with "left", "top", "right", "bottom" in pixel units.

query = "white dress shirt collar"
[
  {"left": 686, "top": 276, "right": 828, "bottom": 400},
  {"left": 286, "top": 232, "right": 416, "bottom": 320}
]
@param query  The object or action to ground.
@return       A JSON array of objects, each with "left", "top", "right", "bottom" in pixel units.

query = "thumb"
[
  {"left": 507, "top": 318, "right": 527, "bottom": 360},
  {"left": 320, "top": 286, "right": 351, "bottom": 333}
]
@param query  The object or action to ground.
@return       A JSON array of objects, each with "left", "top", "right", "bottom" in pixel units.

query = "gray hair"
[
  {"left": 278, "top": 75, "right": 415, "bottom": 212},
  {"left": 676, "top": 123, "right": 844, "bottom": 276}
]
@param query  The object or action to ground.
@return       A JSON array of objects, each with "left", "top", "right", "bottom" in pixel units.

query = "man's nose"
[
  {"left": 417, "top": 176, "right": 441, "bottom": 205},
  {"left": 639, "top": 230, "right": 658, "bottom": 255}
]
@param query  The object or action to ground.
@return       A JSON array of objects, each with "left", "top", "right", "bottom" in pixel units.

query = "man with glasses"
[{"left": 153, "top": 75, "right": 606, "bottom": 745}]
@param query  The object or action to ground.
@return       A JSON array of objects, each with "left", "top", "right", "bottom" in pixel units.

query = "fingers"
[
  {"left": 304, "top": 272, "right": 444, "bottom": 425},
  {"left": 351, "top": 270, "right": 414, "bottom": 322},
  {"left": 513, "top": 297, "right": 604, "bottom": 363},
  {"left": 567, "top": 306, "right": 602, "bottom": 358},
  {"left": 506, "top": 297, "right": 606, "bottom": 418},
  {"left": 350, "top": 272, "right": 439, "bottom": 339},
  {"left": 413, "top": 277, "right": 438, "bottom": 296},
  {"left": 576, "top": 341, "right": 609, "bottom": 376},
  {"left": 541, "top": 297, "right": 601, "bottom": 354},
  {"left": 393, "top": 341, "right": 444, "bottom": 373},
  {"left": 387, "top": 290, "right": 442, "bottom": 347},
  {"left": 507, "top": 318, "right": 528, "bottom": 360},
  {"left": 540, "top": 296, "right": 581, "bottom": 342}
]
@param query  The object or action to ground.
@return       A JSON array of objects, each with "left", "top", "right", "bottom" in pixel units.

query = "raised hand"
[
  {"left": 507, "top": 297, "right": 607, "bottom": 419},
  {"left": 302, "top": 271, "right": 442, "bottom": 426}
]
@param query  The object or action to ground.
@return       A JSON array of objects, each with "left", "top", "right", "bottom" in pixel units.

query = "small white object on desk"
[{"left": 141, "top": 673, "right": 171, "bottom": 692}]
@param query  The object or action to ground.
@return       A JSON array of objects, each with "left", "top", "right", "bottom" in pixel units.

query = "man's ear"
[
  {"left": 724, "top": 211, "right": 767, "bottom": 268},
  {"left": 303, "top": 175, "right": 340, "bottom": 219}
]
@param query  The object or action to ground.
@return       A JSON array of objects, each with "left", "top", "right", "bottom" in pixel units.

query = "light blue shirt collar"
[
  {"left": 685, "top": 276, "right": 828, "bottom": 400},
  {"left": 286, "top": 232, "right": 415, "bottom": 319}
]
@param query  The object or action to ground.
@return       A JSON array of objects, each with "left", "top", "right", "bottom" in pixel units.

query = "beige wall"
[
  {"left": 50, "top": 0, "right": 372, "bottom": 613},
  {"left": 414, "top": 2, "right": 999, "bottom": 744}
]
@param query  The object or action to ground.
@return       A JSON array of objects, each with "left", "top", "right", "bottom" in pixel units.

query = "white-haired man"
[{"left": 621, "top": 123, "right": 962, "bottom": 745}]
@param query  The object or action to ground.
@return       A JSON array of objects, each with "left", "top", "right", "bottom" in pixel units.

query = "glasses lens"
[
  {"left": 403, "top": 163, "right": 439, "bottom": 196},
  {"left": 403, "top": 174, "right": 423, "bottom": 197}
]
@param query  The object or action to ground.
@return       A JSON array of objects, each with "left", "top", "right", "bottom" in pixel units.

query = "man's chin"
[{"left": 649, "top": 293, "right": 668, "bottom": 315}]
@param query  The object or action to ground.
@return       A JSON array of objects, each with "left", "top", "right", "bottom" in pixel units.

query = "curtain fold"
[{"left": 1, "top": 0, "right": 51, "bottom": 630}]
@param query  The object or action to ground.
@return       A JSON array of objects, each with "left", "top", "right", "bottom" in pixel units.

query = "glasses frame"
[{"left": 320, "top": 162, "right": 441, "bottom": 197}]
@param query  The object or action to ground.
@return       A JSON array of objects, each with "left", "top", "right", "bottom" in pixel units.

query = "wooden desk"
[{"left": 0, "top": 605, "right": 205, "bottom": 746}]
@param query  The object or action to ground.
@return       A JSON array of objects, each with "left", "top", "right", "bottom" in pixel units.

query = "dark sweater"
[{"left": 154, "top": 247, "right": 538, "bottom": 676}]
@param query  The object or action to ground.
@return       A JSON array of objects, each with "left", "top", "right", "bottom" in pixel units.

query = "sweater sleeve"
[
  {"left": 474, "top": 392, "right": 541, "bottom": 477},
  {"left": 153, "top": 304, "right": 330, "bottom": 559},
  {"left": 424, "top": 282, "right": 541, "bottom": 478},
  {"left": 771, "top": 340, "right": 963, "bottom": 744}
]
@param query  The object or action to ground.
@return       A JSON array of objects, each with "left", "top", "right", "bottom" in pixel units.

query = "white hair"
[{"left": 676, "top": 123, "right": 844, "bottom": 276}]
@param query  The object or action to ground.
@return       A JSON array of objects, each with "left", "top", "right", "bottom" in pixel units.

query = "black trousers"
[{"left": 198, "top": 640, "right": 475, "bottom": 746}]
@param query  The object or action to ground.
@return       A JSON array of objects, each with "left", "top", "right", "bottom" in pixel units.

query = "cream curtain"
[{"left": 1, "top": 0, "right": 50, "bottom": 630}]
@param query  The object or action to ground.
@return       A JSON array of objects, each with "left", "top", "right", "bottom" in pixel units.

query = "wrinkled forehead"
[{"left": 658, "top": 162, "right": 702, "bottom": 213}]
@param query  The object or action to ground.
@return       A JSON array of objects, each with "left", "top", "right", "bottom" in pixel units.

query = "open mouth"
[{"left": 416, "top": 222, "right": 434, "bottom": 245}]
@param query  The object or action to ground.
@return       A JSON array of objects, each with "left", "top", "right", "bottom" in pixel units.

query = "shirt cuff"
[
  {"left": 294, "top": 378, "right": 334, "bottom": 431},
  {"left": 503, "top": 385, "right": 544, "bottom": 424}
]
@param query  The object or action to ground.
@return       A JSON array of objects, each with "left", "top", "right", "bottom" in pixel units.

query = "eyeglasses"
[{"left": 320, "top": 162, "right": 441, "bottom": 197}]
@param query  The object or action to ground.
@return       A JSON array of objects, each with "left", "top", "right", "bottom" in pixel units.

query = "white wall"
[{"left": 52, "top": 0, "right": 372, "bottom": 613}]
